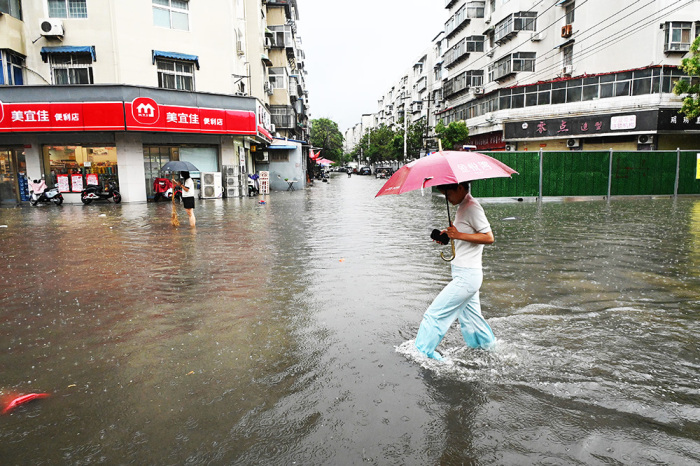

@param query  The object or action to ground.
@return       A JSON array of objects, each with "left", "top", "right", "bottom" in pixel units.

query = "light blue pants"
[{"left": 415, "top": 265, "right": 495, "bottom": 360}]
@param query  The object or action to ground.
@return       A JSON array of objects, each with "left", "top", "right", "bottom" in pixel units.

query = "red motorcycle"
[{"left": 153, "top": 178, "right": 181, "bottom": 202}]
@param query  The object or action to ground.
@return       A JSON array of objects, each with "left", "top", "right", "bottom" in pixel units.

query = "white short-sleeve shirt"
[{"left": 451, "top": 194, "right": 491, "bottom": 269}]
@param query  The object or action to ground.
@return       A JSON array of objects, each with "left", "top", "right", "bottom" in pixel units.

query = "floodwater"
[{"left": 1, "top": 173, "right": 699, "bottom": 465}]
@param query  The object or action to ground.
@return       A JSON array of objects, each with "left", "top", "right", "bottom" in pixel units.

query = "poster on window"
[
  {"left": 57, "top": 174, "right": 70, "bottom": 193},
  {"left": 697, "top": 154, "right": 700, "bottom": 180},
  {"left": 71, "top": 174, "right": 84, "bottom": 192},
  {"left": 86, "top": 173, "right": 99, "bottom": 185}
]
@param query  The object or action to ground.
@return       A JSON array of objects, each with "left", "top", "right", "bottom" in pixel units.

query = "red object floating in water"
[{"left": 2, "top": 393, "right": 50, "bottom": 414}]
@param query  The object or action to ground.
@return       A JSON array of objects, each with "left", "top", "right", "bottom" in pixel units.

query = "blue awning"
[
  {"left": 152, "top": 50, "right": 200, "bottom": 69},
  {"left": 267, "top": 145, "right": 297, "bottom": 150},
  {"left": 40, "top": 46, "right": 96, "bottom": 62}
]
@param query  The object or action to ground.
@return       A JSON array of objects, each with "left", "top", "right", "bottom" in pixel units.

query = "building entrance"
[{"left": 0, "top": 148, "right": 27, "bottom": 204}]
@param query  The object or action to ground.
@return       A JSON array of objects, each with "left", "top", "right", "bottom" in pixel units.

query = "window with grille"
[
  {"left": 0, "top": 51, "right": 24, "bottom": 85},
  {"left": 664, "top": 22, "right": 692, "bottom": 52},
  {"left": 48, "top": 0, "right": 87, "bottom": 18},
  {"left": 153, "top": 0, "right": 189, "bottom": 31},
  {"left": 50, "top": 54, "right": 93, "bottom": 84},
  {"left": 156, "top": 59, "right": 194, "bottom": 91},
  {"left": 0, "top": 0, "right": 22, "bottom": 19}
]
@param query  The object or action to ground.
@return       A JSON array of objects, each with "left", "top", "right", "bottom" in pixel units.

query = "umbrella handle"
[{"left": 440, "top": 239, "right": 456, "bottom": 262}]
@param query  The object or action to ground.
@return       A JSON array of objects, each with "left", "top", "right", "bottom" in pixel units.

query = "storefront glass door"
[
  {"left": 0, "top": 149, "right": 26, "bottom": 204},
  {"left": 143, "top": 146, "right": 177, "bottom": 199}
]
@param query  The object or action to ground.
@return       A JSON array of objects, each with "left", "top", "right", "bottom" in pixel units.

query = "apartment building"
[
  {"left": 440, "top": 0, "right": 699, "bottom": 151},
  {"left": 350, "top": 0, "right": 699, "bottom": 155},
  {"left": 0, "top": 0, "right": 309, "bottom": 204}
]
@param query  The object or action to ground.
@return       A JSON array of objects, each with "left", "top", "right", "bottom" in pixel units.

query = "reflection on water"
[{"left": 1, "top": 178, "right": 699, "bottom": 464}]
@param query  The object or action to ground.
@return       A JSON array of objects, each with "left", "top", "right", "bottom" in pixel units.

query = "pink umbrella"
[
  {"left": 376, "top": 151, "right": 517, "bottom": 197},
  {"left": 376, "top": 150, "right": 517, "bottom": 261}
]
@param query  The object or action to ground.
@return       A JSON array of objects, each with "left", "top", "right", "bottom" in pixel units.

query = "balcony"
[
  {"left": 271, "top": 105, "right": 295, "bottom": 129},
  {"left": 445, "top": 0, "right": 458, "bottom": 8},
  {"left": 0, "top": 13, "right": 25, "bottom": 55}
]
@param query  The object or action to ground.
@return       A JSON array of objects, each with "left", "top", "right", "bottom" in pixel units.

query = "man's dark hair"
[{"left": 437, "top": 181, "right": 470, "bottom": 193}]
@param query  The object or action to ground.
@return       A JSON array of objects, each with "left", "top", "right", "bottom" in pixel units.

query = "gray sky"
[{"left": 298, "top": 0, "right": 446, "bottom": 133}]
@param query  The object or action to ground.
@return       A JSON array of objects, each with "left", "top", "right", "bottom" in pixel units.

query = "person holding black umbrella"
[{"left": 174, "top": 171, "right": 196, "bottom": 227}]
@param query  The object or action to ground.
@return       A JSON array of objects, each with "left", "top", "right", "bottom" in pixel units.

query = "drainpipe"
[{"left": 607, "top": 148, "right": 613, "bottom": 201}]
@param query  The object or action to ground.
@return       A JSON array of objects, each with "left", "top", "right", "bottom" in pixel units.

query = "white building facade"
[{"left": 0, "top": 0, "right": 309, "bottom": 205}]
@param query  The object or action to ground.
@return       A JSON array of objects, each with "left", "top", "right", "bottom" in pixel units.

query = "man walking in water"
[{"left": 414, "top": 181, "right": 496, "bottom": 360}]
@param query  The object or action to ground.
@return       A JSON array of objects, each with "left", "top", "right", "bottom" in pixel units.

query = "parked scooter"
[
  {"left": 152, "top": 177, "right": 181, "bottom": 202},
  {"left": 81, "top": 180, "right": 122, "bottom": 205},
  {"left": 28, "top": 178, "right": 63, "bottom": 206}
]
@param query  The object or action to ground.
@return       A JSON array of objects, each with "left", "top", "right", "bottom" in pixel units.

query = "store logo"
[{"left": 132, "top": 97, "right": 159, "bottom": 125}]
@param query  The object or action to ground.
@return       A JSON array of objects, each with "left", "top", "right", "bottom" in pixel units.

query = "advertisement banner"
[
  {"left": 259, "top": 171, "right": 270, "bottom": 195},
  {"left": 86, "top": 173, "right": 99, "bottom": 185},
  {"left": 0, "top": 101, "right": 125, "bottom": 132},
  {"left": 56, "top": 174, "right": 70, "bottom": 193},
  {"left": 71, "top": 174, "right": 83, "bottom": 192}
]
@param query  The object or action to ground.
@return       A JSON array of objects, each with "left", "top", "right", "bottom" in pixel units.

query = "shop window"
[
  {"left": 156, "top": 59, "right": 194, "bottom": 91},
  {"left": 48, "top": 0, "right": 87, "bottom": 18},
  {"left": 143, "top": 146, "right": 177, "bottom": 198},
  {"left": 44, "top": 145, "right": 117, "bottom": 192},
  {"left": 153, "top": 0, "right": 189, "bottom": 31},
  {"left": 0, "top": 50, "right": 24, "bottom": 85},
  {"left": 50, "top": 54, "right": 93, "bottom": 85},
  {"left": 0, "top": 0, "right": 22, "bottom": 19}
]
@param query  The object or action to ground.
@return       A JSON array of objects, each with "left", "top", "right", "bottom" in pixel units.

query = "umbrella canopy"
[
  {"left": 375, "top": 151, "right": 517, "bottom": 197},
  {"left": 160, "top": 160, "right": 200, "bottom": 173},
  {"left": 317, "top": 158, "right": 333, "bottom": 166}
]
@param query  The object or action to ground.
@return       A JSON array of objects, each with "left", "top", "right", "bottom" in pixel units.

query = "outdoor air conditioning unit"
[
  {"left": 505, "top": 144, "right": 516, "bottom": 152},
  {"left": 270, "top": 123, "right": 276, "bottom": 132},
  {"left": 264, "top": 37, "right": 272, "bottom": 49},
  {"left": 531, "top": 31, "right": 545, "bottom": 41},
  {"left": 473, "top": 86, "right": 484, "bottom": 95},
  {"left": 561, "top": 24, "right": 573, "bottom": 38},
  {"left": 40, "top": 19, "right": 64, "bottom": 37},
  {"left": 226, "top": 186, "right": 241, "bottom": 198},
  {"left": 255, "top": 152, "right": 269, "bottom": 162},
  {"left": 223, "top": 165, "right": 238, "bottom": 177},
  {"left": 567, "top": 138, "right": 581, "bottom": 148},
  {"left": 638, "top": 134, "right": 654, "bottom": 144},
  {"left": 200, "top": 172, "right": 223, "bottom": 199},
  {"left": 562, "top": 65, "right": 573, "bottom": 76}
]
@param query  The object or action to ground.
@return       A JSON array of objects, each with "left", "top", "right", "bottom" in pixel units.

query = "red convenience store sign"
[{"left": 0, "top": 98, "right": 258, "bottom": 135}]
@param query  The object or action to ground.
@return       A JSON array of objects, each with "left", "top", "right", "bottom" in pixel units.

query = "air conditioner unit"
[
  {"left": 638, "top": 134, "right": 654, "bottom": 144},
  {"left": 531, "top": 31, "right": 545, "bottom": 41},
  {"left": 562, "top": 65, "right": 573, "bottom": 76},
  {"left": 223, "top": 165, "right": 239, "bottom": 177},
  {"left": 40, "top": 19, "right": 64, "bottom": 37},
  {"left": 226, "top": 186, "right": 241, "bottom": 198},
  {"left": 505, "top": 144, "right": 516, "bottom": 152},
  {"left": 567, "top": 138, "right": 580, "bottom": 148},
  {"left": 486, "top": 50, "right": 494, "bottom": 57},
  {"left": 264, "top": 37, "right": 272, "bottom": 48},
  {"left": 255, "top": 152, "right": 269, "bottom": 162},
  {"left": 561, "top": 24, "right": 573, "bottom": 38},
  {"left": 270, "top": 123, "right": 276, "bottom": 132},
  {"left": 473, "top": 86, "right": 484, "bottom": 95},
  {"left": 200, "top": 172, "right": 223, "bottom": 199}
]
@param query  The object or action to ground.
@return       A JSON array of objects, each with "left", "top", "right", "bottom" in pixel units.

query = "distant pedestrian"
[{"left": 174, "top": 171, "right": 196, "bottom": 228}]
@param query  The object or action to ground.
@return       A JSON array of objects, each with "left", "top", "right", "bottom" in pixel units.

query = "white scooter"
[{"left": 28, "top": 178, "right": 63, "bottom": 206}]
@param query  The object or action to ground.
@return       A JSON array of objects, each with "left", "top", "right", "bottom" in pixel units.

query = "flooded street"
[{"left": 1, "top": 173, "right": 699, "bottom": 464}]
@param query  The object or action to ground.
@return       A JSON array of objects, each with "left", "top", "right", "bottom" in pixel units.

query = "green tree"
[
  {"left": 309, "top": 118, "right": 344, "bottom": 162},
  {"left": 674, "top": 36, "right": 700, "bottom": 119},
  {"left": 435, "top": 120, "right": 470, "bottom": 150}
]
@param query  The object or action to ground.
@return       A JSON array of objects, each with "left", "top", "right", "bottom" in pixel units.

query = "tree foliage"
[
  {"left": 349, "top": 120, "right": 426, "bottom": 165},
  {"left": 673, "top": 36, "right": 700, "bottom": 119},
  {"left": 434, "top": 120, "right": 470, "bottom": 150},
  {"left": 309, "top": 118, "right": 344, "bottom": 162}
]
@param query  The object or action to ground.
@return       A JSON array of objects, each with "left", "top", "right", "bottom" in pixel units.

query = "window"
[
  {"left": 664, "top": 22, "right": 691, "bottom": 52},
  {"left": 48, "top": 0, "right": 87, "bottom": 18},
  {"left": 45, "top": 145, "right": 118, "bottom": 191},
  {"left": 466, "top": 1, "right": 485, "bottom": 18},
  {"left": 153, "top": 0, "right": 189, "bottom": 31},
  {"left": 489, "top": 52, "right": 535, "bottom": 81},
  {"left": 50, "top": 54, "right": 93, "bottom": 84},
  {"left": 562, "top": 45, "right": 573, "bottom": 68},
  {"left": 467, "top": 70, "right": 483, "bottom": 87},
  {"left": 0, "top": 0, "right": 22, "bottom": 19},
  {"left": 494, "top": 11, "right": 536, "bottom": 43},
  {"left": 268, "top": 67, "right": 287, "bottom": 89},
  {"left": 565, "top": 2, "right": 575, "bottom": 24},
  {"left": 466, "top": 36, "right": 485, "bottom": 52},
  {"left": 156, "top": 59, "right": 194, "bottom": 90},
  {"left": 0, "top": 50, "right": 24, "bottom": 85}
]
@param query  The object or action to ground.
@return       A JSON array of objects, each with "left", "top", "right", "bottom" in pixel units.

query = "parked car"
[
  {"left": 359, "top": 166, "right": 371, "bottom": 175},
  {"left": 375, "top": 168, "right": 393, "bottom": 179}
]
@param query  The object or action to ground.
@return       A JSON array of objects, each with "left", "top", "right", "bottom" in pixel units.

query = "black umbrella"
[{"left": 160, "top": 160, "right": 199, "bottom": 173}]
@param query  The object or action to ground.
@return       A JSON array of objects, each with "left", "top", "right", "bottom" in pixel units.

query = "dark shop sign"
[
  {"left": 658, "top": 108, "right": 700, "bottom": 131},
  {"left": 505, "top": 110, "right": 658, "bottom": 139}
]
